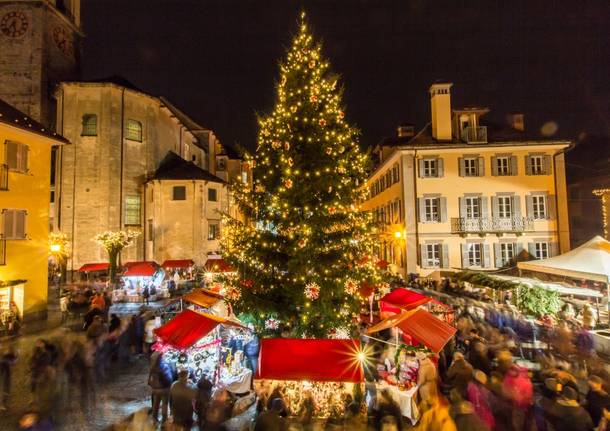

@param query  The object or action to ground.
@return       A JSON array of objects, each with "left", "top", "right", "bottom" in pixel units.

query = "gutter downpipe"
[
  {"left": 413, "top": 149, "right": 419, "bottom": 276},
  {"left": 118, "top": 89, "right": 125, "bottom": 265}
]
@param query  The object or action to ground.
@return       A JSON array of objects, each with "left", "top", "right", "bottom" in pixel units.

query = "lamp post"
[{"left": 49, "top": 232, "right": 69, "bottom": 288}]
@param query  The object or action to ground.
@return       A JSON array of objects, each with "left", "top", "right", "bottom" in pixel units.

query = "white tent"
[{"left": 517, "top": 236, "right": 610, "bottom": 283}]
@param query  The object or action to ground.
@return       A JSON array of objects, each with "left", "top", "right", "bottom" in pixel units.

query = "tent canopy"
[
  {"left": 256, "top": 338, "right": 364, "bottom": 382},
  {"left": 78, "top": 262, "right": 109, "bottom": 272},
  {"left": 494, "top": 275, "right": 603, "bottom": 298},
  {"left": 380, "top": 288, "right": 431, "bottom": 313},
  {"left": 182, "top": 288, "right": 224, "bottom": 308},
  {"left": 518, "top": 236, "right": 610, "bottom": 283},
  {"left": 123, "top": 261, "right": 161, "bottom": 277},
  {"left": 367, "top": 308, "right": 456, "bottom": 353},
  {"left": 162, "top": 259, "right": 194, "bottom": 269},
  {"left": 155, "top": 309, "right": 243, "bottom": 350},
  {"left": 204, "top": 257, "right": 234, "bottom": 273}
]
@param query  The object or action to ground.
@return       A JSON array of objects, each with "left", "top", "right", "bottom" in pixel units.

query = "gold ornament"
[
  {"left": 272, "top": 141, "right": 281, "bottom": 149},
  {"left": 319, "top": 119, "right": 326, "bottom": 127},
  {"left": 325, "top": 147, "right": 332, "bottom": 155},
  {"left": 284, "top": 179, "right": 293, "bottom": 189},
  {"left": 284, "top": 142, "right": 290, "bottom": 150},
  {"left": 309, "top": 60, "right": 316, "bottom": 68}
]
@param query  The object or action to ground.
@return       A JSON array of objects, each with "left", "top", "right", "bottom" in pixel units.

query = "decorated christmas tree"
[{"left": 222, "top": 13, "right": 382, "bottom": 338}]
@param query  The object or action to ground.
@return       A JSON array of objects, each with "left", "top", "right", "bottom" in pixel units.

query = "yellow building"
[
  {"left": 362, "top": 83, "right": 571, "bottom": 276},
  {"left": 0, "top": 98, "right": 67, "bottom": 321}
]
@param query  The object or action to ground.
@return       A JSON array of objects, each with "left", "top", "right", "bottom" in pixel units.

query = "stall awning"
[
  {"left": 182, "top": 288, "right": 224, "bottom": 308},
  {"left": 367, "top": 309, "right": 456, "bottom": 353},
  {"left": 204, "top": 258, "right": 234, "bottom": 273},
  {"left": 155, "top": 309, "right": 243, "bottom": 350},
  {"left": 380, "top": 288, "right": 431, "bottom": 313},
  {"left": 122, "top": 261, "right": 161, "bottom": 277},
  {"left": 78, "top": 263, "right": 110, "bottom": 272},
  {"left": 256, "top": 338, "right": 364, "bottom": 382},
  {"left": 162, "top": 259, "right": 194, "bottom": 269}
]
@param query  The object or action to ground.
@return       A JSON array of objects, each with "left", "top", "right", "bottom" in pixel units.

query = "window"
[
  {"left": 208, "top": 188, "right": 217, "bottom": 202},
  {"left": 464, "top": 158, "right": 477, "bottom": 176},
  {"left": 423, "top": 159, "right": 438, "bottom": 177},
  {"left": 532, "top": 195, "right": 547, "bottom": 219},
  {"left": 499, "top": 243, "right": 515, "bottom": 266},
  {"left": 468, "top": 243, "right": 482, "bottom": 267},
  {"left": 424, "top": 198, "right": 439, "bottom": 222},
  {"left": 241, "top": 171, "right": 248, "bottom": 184},
  {"left": 530, "top": 155, "right": 544, "bottom": 175},
  {"left": 392, "top": 201, "right": 400, "bottom": 223},
  {"left": 208, "top": 223, "right": 219, "bottom": 240},
  {"left": 465, "top": 197, "right": 480, "bottom": 219},
  {"left": 2, "top": 209, "right": 26, "bottom": 240},
  {"left": 424, "top": 243, "right": 441, "bottom": 268},
  {"left": 496, "top": 157, "right": 510, "bottom": 176},
  {"left": 125, "top": 119, "right": 142, "bottom": 141},
  {"left": 4, "top": 141, "right": 28, "bottom": 173},
  {"left": 497, "top": 196, "right": 512, "bottom": 218},
  {"left": 172, "top": 186, "right": 186, "bottom": 200},
  {"left": 535, "top": 242, "right": 549, "bottom": 259},
  {"left": 124, "top": 196, "right": 141, "bottom": 225},
  {"left": 392, "top": 163, "right": 400, "bottom": 183},
  {"left": 81, "top": 114, "right": 97, "bottom": 136},
  {"left": 147, "top": 219, "right": 154, "bottom": 241},
  {"left": 216, "top": 157, "right": 227, "bottom": 171}
]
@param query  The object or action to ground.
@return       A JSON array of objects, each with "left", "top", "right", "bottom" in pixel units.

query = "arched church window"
[
  {"left": 81, "top": 114, "right": 97, "bottom": 136},
  {"left": 125, "top": 119, "right": 142, "bottom": 142}
]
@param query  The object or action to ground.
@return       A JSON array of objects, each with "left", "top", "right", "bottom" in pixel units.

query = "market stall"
[
  {"left": 380, "top": 288, "right": 432, "bottom": 317},
  {"left": 116, "top": 261, "right": 167, "bottom": 302},
  {"left": 154, "top": 309, "right": 252, "bottom": 392},
  {"left": 77, "top": 262, "right": 110, "bottom": 282}
]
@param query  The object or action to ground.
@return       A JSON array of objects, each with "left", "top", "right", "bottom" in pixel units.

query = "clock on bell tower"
[{"left": 0, "top": 0, "right": 82, "bottom": 128}]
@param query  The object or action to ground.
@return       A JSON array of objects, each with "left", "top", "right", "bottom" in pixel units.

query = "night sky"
[{"left": 82, "top": 0, "right": 609, "bottom": 168}]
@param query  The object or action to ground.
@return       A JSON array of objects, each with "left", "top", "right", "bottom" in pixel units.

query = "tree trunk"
[{"left": 109, "top": 249, "right": 120, "bottom": 285}]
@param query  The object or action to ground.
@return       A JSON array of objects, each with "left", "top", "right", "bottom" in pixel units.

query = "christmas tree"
[{"left": 222, "top": 13, "right": 382, "bottom": 338}]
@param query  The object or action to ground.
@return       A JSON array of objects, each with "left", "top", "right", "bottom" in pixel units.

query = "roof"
[
  {"left": 204, "top": 257, "right": 234, "bottom": 272},
  {"left": 0, "top": 98, "right": 69, "bottom": 144},
  {"left": 154, "top": 309, "right": 244, "bottom": 350},
  {"left": 493, "top": 275, "right": 603, "bottom": 298},
  {"left": 517, "top": 235, "right": 610, "bottom": 283},
  {"left": 160, "top": 97, "right": 208, "bottom": 132},
  {"left": 380, "top": 288, "right": 431, "bottom": 314},
  {"left": 161, "top": 259, "right": 194, "bottom": 269},
  {"left": 78, "top": 263, "right": 110, "bottom": 272},
  {"left": 84, "top": 75, "right": 142, "bottom": 92},
  {"left": 367, "top": 308, "right": 456, "bottom": 353},
  {"left": 182, "top": 288, "right": 223, "bottom": 308},
  {"left": 122, "top": 261, "right": 161, "bottom": 277},
  {"left": 150, "top": 151, "right": 226, "bottom": 183},
  {"left": 256, "top": 338, "right": 364, "bottom": 382}
]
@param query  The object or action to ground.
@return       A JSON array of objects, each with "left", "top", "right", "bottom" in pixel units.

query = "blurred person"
[
  {"left": 143, "top": 317, "right": 158, "bottom": 355},
  {"left": 0, "top": 341, "right": 17, "bottom": 410},
  {"left": 91, "top": 292, "right": 105, "bottom": 311},
  {"left": 449, "top": 388, "right": 490, "bottom": 431},
  {"left": 254, "top": 397, "right": 288, "bottom": 431},
  {"left": 170, "top": 369, "right": 196, "bottom": 430},
  {"left": 503, "top": 365, "right": 534, "bottom": 430},
  {"left": 133, "top": 312, "right": 145, "bottom": 355},
  {"left": 86, "top": 315, "right": 106, "bottom": 341},
  {"left": 148, "top": 351, "right": 173, "bottom": 423},
  {"left": 535, "top": 378, "right": 562, "bottom": 431},
  {"left": 416, "top": 351, "right": 438, "bottom": 407},
  {"left": 587, "top": 375, "right": 610, "bottom": 425},
  {"left": 582, "top": 303, "right": 597, "bottom": 330},
  {"left": 469, "top": 338, "right": 491, "bottom": 375},
  {"left": 415, "top": 393, "right": 457, "bottom": 431},
  {"left": 142, "top": 285, "right": 150, "bottom": 305},
  {"left": 195, "top": 376, "right": 213, "bottom": 430},
  {"left": 18, "top": 412, "right": 53, "bottom": 431},
  {"left": 597, "top": 406, "right": 610, "bottom": 431},
  {"left": 488, "top": 371, "right": 513, "bottom": 431},
  {"left": 297, "top": 387, "right": 315, "bottom": 428},
  {"left": 446, "top": 352, "right": 473, "bottom": 393},
  {"left": 206, "top": 387, "right": 234, "bottom": 430},
  {"left": 60, "top": 294, "right": 69, "bottom": 324},
  {"left": 548, "top": 385, "right": 594, "bottom": 431},
  {"left": 32, "top": 363, "right": 58, "bottom": 421},
  {"left": 375, "top": 389, "right": 403, "bottom": 431},
  {"left": 380, "top": 414, "right": 400, "bottom": 431},
  {"left": 466, "top": 370, "right": 495, "bottom": 430},
  {"left": 29, "top": 339, "right": 51, "bottom": 393},
  {"left": 108, "top": 313, "right": 121, "bottom": 333}
]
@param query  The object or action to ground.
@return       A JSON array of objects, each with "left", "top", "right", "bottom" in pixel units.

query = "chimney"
[
  {"left": 429, "top": 83, "right": 453, "bottom": 141},
  {"left": 506, "top": 113, "right": 525, "bottom": 131},
  {"left": 397, "top": 124, "right": 415, "bottom": 138}
]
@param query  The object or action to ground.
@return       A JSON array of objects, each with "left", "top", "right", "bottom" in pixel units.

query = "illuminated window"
[
  {"left": 532, "top": 195, "right": 547, "bottom": 219},
  {"left": 464, "top": 158, "right": 477, "bottom": 176},
  {"left": 424, "top": 198, "right": 439, "bottom": 222},
  {"left": 500, "top": 243, "right": 515, "bottom": 266},
  {"left": 496, "top": 157, "right": 510, "bottom": 176},
  {"left": 465, "top": 197, "right": 480, "bottom": 219},
  {"left": 535, "top": 242, "right": 549, "bottom": 259},
  {"left": 424, "top": 243, "right": 441, "bottom": 268},
  {"left": 208, "top": 223, "right": 219, "bottom": 240},
  {"left": 530, "top": 155, "right": 544, "bottom": 175},
  {"left": 125, "top": 119, "right": 142, "bottom": 141},
  {"left": 81, "top": 114, "right": 97, "bottom": 136},
  {"left": 172, "top": 186, "right": 186, "bottom": 201},
  {"left": 423, "top": 159, "right": 438, "bottom": 177},
  {"left": 497, "top": 196, "right": 512, "bottom": 218},
  {"left": 468, "top": 243, "right": 482, "bottom": 267},
  {"left": 124, "top": 196, "right": 141, "bottom": 225}
]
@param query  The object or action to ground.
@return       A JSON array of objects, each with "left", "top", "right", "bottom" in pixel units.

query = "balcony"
[
  {"left": 451, "top": 216, "right": 534, "bottom": 234},
  {"left": 0, "top": 164, "right": 7, "bottom": 191},
  {"left": 461, "top": 126, "right": 488, "bottom": 144}
]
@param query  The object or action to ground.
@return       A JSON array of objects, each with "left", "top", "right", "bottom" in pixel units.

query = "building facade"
[
  {"left": 0, "top": 98, "right": 67, "bottom": 320},
  {"left": 362, "top": 83, "right": 571, "bottom": 276},
  {"left": 54, "top": 80, "right": 240, "bottom": 272}
]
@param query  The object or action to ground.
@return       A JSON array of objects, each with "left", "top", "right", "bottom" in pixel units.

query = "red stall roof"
[
  {"left": 78, "top": 262, "right": 110, "bottom": 272},
  {"left": 122, "top": 261, "right": 161, "bottom": 277},
  {"left": 162, "top": 259, "right": 194, "bottom": 269},
  {"left": 380, "top": 288, "right": 431, "bottom": 312},
  {"left": 204, "top": 257, "right": 234, "bottom": 273},
  {"left": 182, "top": 288, "right": 224, "bottom": 308},
  {"left": 256, "top": 338, "right": 364, "bottom": 382},
  {"left": 155, "top": 309, "right": 243, "bottom": 350},
  {"left": 367, "top": 308, "right": 457, "bottom": 353}
]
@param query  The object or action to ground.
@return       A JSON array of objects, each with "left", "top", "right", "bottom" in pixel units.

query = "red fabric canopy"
[
  {"left": 154, "top": 309, "right": 243, "bottom": 350},
  {"left": 367, "top": 309, "right": 456, "bottom": 353},
  {"left": 122, "top": 261, "right": 160, "bottom": 277},
  {"left": 380, "top": 288, "right": 431, "bottom": 311},
  {"left": 204, "top": 258, "right": 234, "bottom": 272},
  {"left": 78, "top": 262, "right": 109, "bottom": 272},
  {"left": 162, "top": 259, "right": 194, "bottom": 269},
  {"left": 256, "top": 338, "right": 364, "bottom": 382}
]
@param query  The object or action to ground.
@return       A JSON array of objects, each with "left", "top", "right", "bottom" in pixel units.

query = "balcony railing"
[
  {"left": 0, "top": 164, "right": 7, "bottom": 191},
  {"left": 451, "top": 216, "right": 534, "bottom": 234},
  {"left": 461, "top": 126, "right": 488, "bottom": 143}
]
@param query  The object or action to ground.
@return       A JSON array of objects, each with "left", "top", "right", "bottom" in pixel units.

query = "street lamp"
[
  {"left": 50, "top": 243, "right": 61, "bottom": 253},
  {"left": 394, "top": 230, "right": 402, "bottom": 239}
]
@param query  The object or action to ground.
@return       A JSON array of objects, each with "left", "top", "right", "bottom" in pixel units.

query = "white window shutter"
[
  {"left": 510, "top": 156, "right": 518, "bottom": 175},
  {"left": 526, "top": 195, "right": 534, "bottom": 218},
  {"left": 5, "top": 141, "right": 18, "bottom": 170},
  {"left": 491, "top": 157, "right": 498, "bottom": 176},
  {"left": 437, "top": 158, "right": 444, "bottom": 177},
  {"left": 483, "top": 244, "right": 491, "bottom": 268},
  {"left": 418, "top": 198, "right": 425, "bottom": 222},
  {"left": 550, "top": 242, "right": 559, "bottom": 257},
  {"left": 458, "top": 158, "right": 465, "bottom": 177},
  {"left": 477, "top": 157, "right": 485, "bottom": 176},
  {"left": 480, "top": 196, "right": 489, "bottom": 218},
  {"left": 461, "top": 244, "right": 469, "bottom": 268},
  {"left": 439, "top": 197, "right": 447, "bottom": 222},
  {"left": 459, "top": 197, "right": 466, "bottom": 218},
  {"left": 528, "top": 243, "right": 536, "bottom": 258},
  {"left": 418, "top": 159, "right": 424, "bottom": 178},
  {"left": 525, "top": 155, "right": 532, "bottom": 175},
  {"left": 543, "top": 155, "right": 552, "bottom": 175},
  {"left": 491, "top": 196, "right": 499, "bottom": 218},
  {"left": 494, "top": 243, "right": 502, "bottom": 268},
  {"left": 442, "top": 244, "right": 449, "bottom": 268},
  {"left": 2, "top": 210, "right": 12, "bottom": 239},
  {"left": 515, "top": 243, "right": 524, "bottom": 260},
  {"left": 512, "top": 195, "right": 521, "bottom": 217},
  {"left": 547, "top": 195, "right": 556, "bottom": 219},
  {"left": 420, "top": 244, "right": 428, "bottom": 268},
  {"left": 20, "top": 144, "right": 29, "bottom": 172}
]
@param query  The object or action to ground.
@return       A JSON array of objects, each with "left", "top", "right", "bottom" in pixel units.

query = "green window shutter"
[
  {"left": 477, "top": 157, "right": 485, "bottom": 176},
  {"left": 491, "top": 157, "right": 498, "bottom": 176},
  {"left": 547, "top": 195, "right": 556, "bottom": 219},
  {"left": 515, "top": 243, "right": 524, "bottom": 260},
  {"left": 458, "top": 158, "right": 465, "bottom": 177},
  {"left": 5, "top": 141, "right": 18, "bottom": 170},
  {"left": 439, "top": 197, "right": 448, "bottom": 222},
  {"left": 550, "top": 242, "right": 559, "bottom": 257},
  {"left": 510, "top": 156, "right": 518, "bottom": 176},
  {"left": 525, "top": 155, "right": 533, "bottom": 175},
  {"left": 528, "top": 243, "right": 536, "bottom": 258},
  {"left": 442, "top": 244, "right": 449, "bottom": 268},
  {"left": 543, "top": 155, "right": 552, "bottom": 175}
]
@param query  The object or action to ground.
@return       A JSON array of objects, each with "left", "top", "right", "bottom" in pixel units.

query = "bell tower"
[{"left": 0, "top": 0, "right": 82, "bottom": 128}]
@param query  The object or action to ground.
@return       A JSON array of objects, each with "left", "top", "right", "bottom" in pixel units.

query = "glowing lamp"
[
  {"left": 50, "top": 244, "right": 61, "bottom": 253},
  {"left": 394, "top": 231, "right": 402, "bottom": 239}
]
